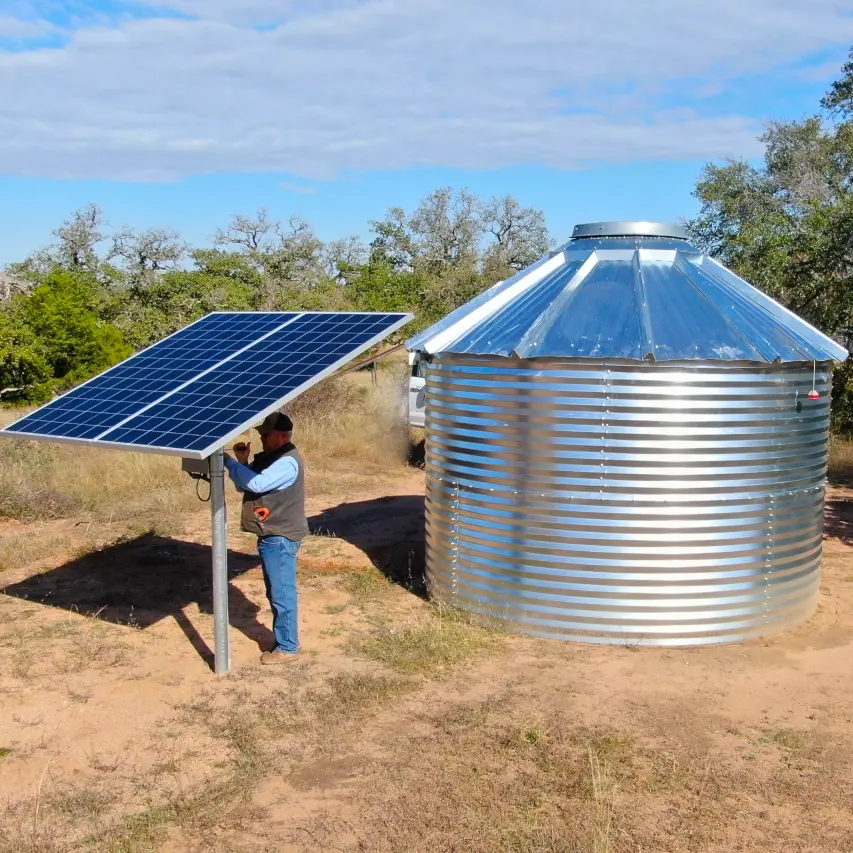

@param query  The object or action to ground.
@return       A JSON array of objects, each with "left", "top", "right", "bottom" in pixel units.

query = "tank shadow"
[
  {"left": 308, "top": 495, "right": 427, "bottom": 597},
  {"left": 0, "top": 532, "right": 273, "bottom": 670},
  {"left": 826, "top": 496, "right": 853, "bottom": 546}
]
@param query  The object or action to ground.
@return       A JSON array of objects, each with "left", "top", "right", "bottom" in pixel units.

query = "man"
[{"left": 223, "top": 411, "right": 309, "bottom": 665}]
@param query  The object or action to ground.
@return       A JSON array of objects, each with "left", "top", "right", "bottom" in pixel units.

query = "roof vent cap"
[{"left": 572, "top": 221, "right": 689, "bottom": 240}]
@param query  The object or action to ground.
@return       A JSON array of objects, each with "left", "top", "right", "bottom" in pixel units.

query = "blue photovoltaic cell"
[
  {"left": 3, "top": 313, "right": 298, "bottom": 440},
  {"left": 101, "top": 313, "right": 405, "bottom": 453}
]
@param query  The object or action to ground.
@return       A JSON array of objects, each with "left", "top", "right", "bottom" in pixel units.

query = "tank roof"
[{"left": 406, "top": 228, "right": 848, "bottom": 363}]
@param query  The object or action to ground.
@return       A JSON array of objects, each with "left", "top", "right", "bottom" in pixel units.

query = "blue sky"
[{"left": 1, "top": 1, "right": 852, "bottom": 264}]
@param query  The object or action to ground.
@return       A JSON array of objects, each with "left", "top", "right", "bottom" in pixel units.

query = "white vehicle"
[
  {"left": 404, "top": 279, "right": 504, "bottom": 429},
  {"left": 407, "top": 351, "right": 426, "bottom": 428}
]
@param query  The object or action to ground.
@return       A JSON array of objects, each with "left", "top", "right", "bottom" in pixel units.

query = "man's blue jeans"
[{"left": 257, "top": 535, "right": 301, "bottom": 654}]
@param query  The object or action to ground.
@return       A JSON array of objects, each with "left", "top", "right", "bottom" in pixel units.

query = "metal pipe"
[{"left": 209, "top": 448, "right": 231, "bottom": 673}]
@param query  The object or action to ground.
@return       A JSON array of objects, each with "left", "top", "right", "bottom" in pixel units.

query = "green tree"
[
  {"left": 347, "top": 260, "right": 425, "bottom": 314},
  {"left": 117, "top": 273, "right": 257, "bottom": 349},
  {"left": 370, "top": 188, "right": 482, "bottom": 275},
  {"left": 103, "top": 250, "right": 265, "bottom": 348},
  {"left": 687, "top": 50, "right": 853, "bottom": 433},
  {"left": 0, "top": 313, "right": 51, "bottom": 403},
  {"left": 191, "top": 249, "right": 264, "bottom": 289},
  {"left": 15, "top": 269, "right": 131, "bottom": 388}
]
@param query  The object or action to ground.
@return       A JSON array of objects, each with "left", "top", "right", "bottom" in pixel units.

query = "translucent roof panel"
[
  {"left": 449, "top": 260, "right": 587, "bottom": 356},
  {"left": 407, "top": 225, "right": 848, "bottom": 364}
]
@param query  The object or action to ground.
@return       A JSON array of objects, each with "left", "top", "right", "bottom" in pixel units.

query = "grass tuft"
[
  {"left": 352, "top": 604, "right": 500, "bottom": 676},
  {"left": 307, "top": 671, "right": 414, "bottom": 722},
  {"left": 765, "top": 728, "right": 809, "bottom": 752},
  {"left": 588, "top": 748, "right": 616, "bottom": 853},
  {"left": 346, "top": 566, "right": 390, "bottom": 601}
]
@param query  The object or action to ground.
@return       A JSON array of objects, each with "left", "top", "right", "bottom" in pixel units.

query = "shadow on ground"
[
  {"left": 309, "top": 495, "right": 427, "bottom": 597},
  {"left": 407, "top": 438, "right": 426, "bottom": 470},
  {"left": 827, "top": 496, "right": 853, "bottom": 546},
  {"left": 0, "top": 532, "right": 272, "bottom": 669}
]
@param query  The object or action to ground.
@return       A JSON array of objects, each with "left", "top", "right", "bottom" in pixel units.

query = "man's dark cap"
[{"left": 257, "top": 412, "right": 294, "bottom": 435}]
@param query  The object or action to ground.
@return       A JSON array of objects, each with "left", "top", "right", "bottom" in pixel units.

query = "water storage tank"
[{"left": 407, "top": 222, "right": 849, "bottom": 646}]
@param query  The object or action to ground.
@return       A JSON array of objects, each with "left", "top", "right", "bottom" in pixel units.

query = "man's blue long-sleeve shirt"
[{"left": 224, "top": 454, "right": 299, "bottom": 494}]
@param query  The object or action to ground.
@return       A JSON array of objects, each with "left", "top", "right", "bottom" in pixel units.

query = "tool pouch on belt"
[{"left": 241, "top": 496, "right": 275, "bottom": 535}]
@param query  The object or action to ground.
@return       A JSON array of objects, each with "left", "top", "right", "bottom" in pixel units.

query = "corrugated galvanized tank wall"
[{"left": 424, "top": 355, "right": 832, "bottom": 645}]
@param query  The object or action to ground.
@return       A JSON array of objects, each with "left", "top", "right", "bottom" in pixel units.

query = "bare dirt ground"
[{"left": 1, "top": 467, "right": 853, "bottom": 852}]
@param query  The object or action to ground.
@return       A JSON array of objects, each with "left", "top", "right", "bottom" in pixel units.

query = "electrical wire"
[{"left": 191, "top": 473, "right": 211, "bottom": 502}]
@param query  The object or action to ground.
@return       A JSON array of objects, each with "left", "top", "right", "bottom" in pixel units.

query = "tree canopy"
[
  {"left": 0, "top": 188, "right": 552, "bottom": 403},
  {"left": 687, "top": 48, "right": 853, "bottom": 433}
]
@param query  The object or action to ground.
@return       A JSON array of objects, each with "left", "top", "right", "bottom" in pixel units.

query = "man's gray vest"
[{"left": 240, "top": 443, "right": 309, "bottom": 540}]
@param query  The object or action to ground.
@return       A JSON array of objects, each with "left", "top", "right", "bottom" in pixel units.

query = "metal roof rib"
[{"left": 630, "top": 249, "right": 655, "bottom": 361}]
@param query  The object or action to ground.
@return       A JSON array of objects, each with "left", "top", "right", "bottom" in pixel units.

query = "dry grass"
[
  {"left": 3, "top": 563, "right": 853, "bottom": 852},
  {"left": 352, "top": 603, "right": 501, "bottom": 676},
  {"left": 0, "top": 373, "right": 416, "bottom": 587},
  {"left": 0, "top": 606, "right": 132, "bottom": 681},
  {"left": 588, "top": 749, "right": 615, "bottom": 853},
  {"left": 0, "top": 661, "right": 417, "bottom": 853},
  {"left": 285, "top": 370, "right": 412, "bottom": 496},
  {"left": 829, "top": 437, "right": 853, "bottom": 485},
  {"left": 0, "top": 765, "right": 264, "bottom": 853},
  {"left": 311, "top": 695, "right": 852, "bottom": 853},
  {"left": 306, "top": 671, "right": 415, "bottom": 723},
  {"left": 0, "top": 525, "right": 68, "bottom": 573},
  {"left": 0, "top": 585, "right": 486, "bottom": 852},
  {"left": 0, "top": 407, "right": 197, "bottom": 524}
]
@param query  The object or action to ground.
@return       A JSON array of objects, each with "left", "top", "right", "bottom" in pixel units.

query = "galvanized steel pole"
[{"left": 209, "top": 448, "right": 231, "bottom": 674}]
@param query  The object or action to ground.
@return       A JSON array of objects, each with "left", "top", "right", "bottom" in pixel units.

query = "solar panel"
[
  {"left": 2, "top": 311, "right": 412, "bottom": 458},
  {"left": 3, "top": 313, "right": 295, "bottom": 441}
]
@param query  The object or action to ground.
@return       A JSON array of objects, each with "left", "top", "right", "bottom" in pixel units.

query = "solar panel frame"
[{"left": 1, "top": 311, "right": 413, "bottom": 459}]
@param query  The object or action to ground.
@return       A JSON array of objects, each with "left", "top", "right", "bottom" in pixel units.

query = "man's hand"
[{"left": 233, "top": 442, "right": 251, "bottom": 465}]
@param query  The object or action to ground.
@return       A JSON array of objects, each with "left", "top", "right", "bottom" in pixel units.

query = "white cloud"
[
  {"left": 281, "top": 182, "right": 317, "bottom": 194},
  {"left": 797, "top": 57, "right": 850, "bottom": 82},
  {"left": 0, "top": 13, "right": 54, "bottom": 38},
  {"left": 137, "top": 0, "right": 311, "bottom": 25},
  {"left": 1, "top": 0, "right": 852, "bottom": 181}
]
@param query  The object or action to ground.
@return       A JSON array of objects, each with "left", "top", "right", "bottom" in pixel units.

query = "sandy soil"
[{"left": 1, "top": 472, "right": 852, "bottom": 852}]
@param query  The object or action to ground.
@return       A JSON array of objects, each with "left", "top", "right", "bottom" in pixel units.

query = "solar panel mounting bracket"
[{"left": 181, "top": 456, "right": 210, "bottom": 480}]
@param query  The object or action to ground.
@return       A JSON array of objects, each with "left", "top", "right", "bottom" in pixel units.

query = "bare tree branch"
[
  {"left": 214, "top": 209, "right": 281, "bottom": 253},
  {"left": 110, "top": 227, "right": 187, "bottom": 278}
]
